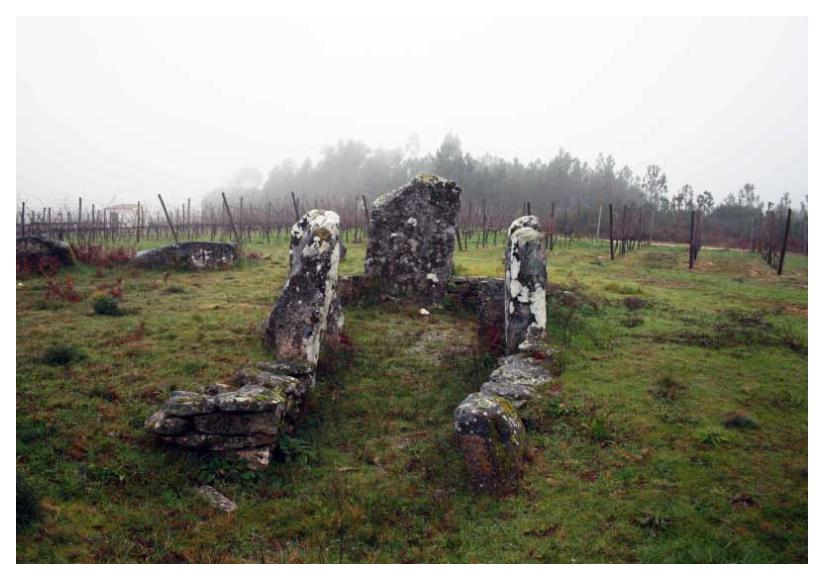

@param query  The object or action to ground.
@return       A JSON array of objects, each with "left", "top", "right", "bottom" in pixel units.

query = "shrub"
[
  {"left": 93, "top": 294, "right": 122, "bottom": 316},
  {"left": 72, "top": 244, "right": 135, "bottom": 267},
  {"left": 41, "top": 343, "right": 87, "bottom": 366},
  {"left": 16, "top": 472, "right": 41, "bottom": 532},
  {"left": 724, "top": 412, "right": 759, "bottom": 430}
]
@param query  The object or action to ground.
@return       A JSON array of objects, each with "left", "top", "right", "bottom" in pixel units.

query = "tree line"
[{"left": 203, "top": 133, "right": 801, "bottom": 252}]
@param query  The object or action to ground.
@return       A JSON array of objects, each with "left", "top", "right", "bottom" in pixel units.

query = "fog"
[{"left": 16, "top": 13, "right": 807, "bottom": 209}]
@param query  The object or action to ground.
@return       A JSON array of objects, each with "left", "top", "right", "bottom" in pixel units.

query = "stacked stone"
[
  {"left": 454, "top": 215, "right": 551, "bottom": 492},
  {"left": 145, "top": 361, "right": 314, "bottom": 469},
  {"left": 146, "top": 211, "right": 342, "bottom": 469},
  {"left": 133, "top": 241, "right": 240, "bottom": 270},
  {"left": 364, "top": 175, "right": 461, "bottom": 303}
]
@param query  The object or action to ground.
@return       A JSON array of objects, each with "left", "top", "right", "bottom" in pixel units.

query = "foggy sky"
[{"left": 16, "top": 13, "right": 807, "bottom": 209}]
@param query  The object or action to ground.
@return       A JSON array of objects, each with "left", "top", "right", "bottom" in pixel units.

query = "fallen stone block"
[
  {"left": 133, "top": 241, "right": 239, "bottom": 270},
  {"left": 194, "top": 486, "right": 237, "bottom": 513}
]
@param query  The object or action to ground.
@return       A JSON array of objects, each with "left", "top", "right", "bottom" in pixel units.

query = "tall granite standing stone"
[
  {"left": 505, "top": 215, "right": 547, "bottom": 352},
  {"left": 146, "top": 210, "right": 344, "bottom": 470},
  {"left": 453, "top": 215, "right": 553, "bottom": 493},
  {"left": 365, "top": 175, "right": 461, "bottom": 302},
  {"left": 264, "top": 210, "right": 343, "bottom": 367}
]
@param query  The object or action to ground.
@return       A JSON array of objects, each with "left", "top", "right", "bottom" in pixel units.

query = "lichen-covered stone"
[
  {"left": 480, "top": 353, "right": 552, "bottom": 408},
  {"left": 446, "top": 277, "right": 506, "bottom": 355},
  {"left": 264, "top": 210, "right": 342, "bottom": 366},
  {"left": 365, "top": 175, "right": 461, "bottom": 303},
  {"left": 233, "top": 448, "right": 271, "bottom": 470},
  {"left": 194, "top": 486, "right": 237, "bottom": 513},
  {"left": 163, "top": 391, "right": 216, "bottom": 416},
  {"left": 454, "top": 392, "right": 525, "bottom": 491},
  {"left": 505, "top": 216, "right": 547, "bottom": 352},
  {"left": 162, "top": 432, "right": 276, "bottom": 450},
  {"left": 193, "top": 411, "right": 282, "bottom": 435},
  {"left": 144, "top": 410, "right": 191, "bottom": 435},
  {"left": 133, "top": 241, "right": 239, "bottom": 270},
  {"left": 211, "top": 384, "right": 286, "bottom": 413},
  {"left": 16, "top": 236, "right": 75, "bottom": 268}
]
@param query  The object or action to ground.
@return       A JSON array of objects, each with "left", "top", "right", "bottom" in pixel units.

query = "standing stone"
[
  {"left": 365, "top": 175, "right": 461, "bottom": 302},
  {"left": 505, "top": 215, "right": 547, "bottom": 352},
  {"left": 264, "top": 210, "right": 342, "bottom": 367}
]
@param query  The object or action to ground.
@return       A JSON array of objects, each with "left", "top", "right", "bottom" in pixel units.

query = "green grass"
[{"left": 16, "top": 234, "right": 807, "bottom": 563}]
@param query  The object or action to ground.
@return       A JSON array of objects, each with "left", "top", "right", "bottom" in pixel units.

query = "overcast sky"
[{"left": 16, "top": 13, "right": 807, "bottom": 209}]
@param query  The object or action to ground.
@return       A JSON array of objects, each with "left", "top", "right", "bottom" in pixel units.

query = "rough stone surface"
[
  {"left": 365, "top": 175, "right": 461, "bottom": 302},
  {"left": 505, "top": 216, "right": 547, "bottom": 353},
  {"left": 194, "top": 486, "right": 237, "bottom": 513},
  {"left": 133, "top": 241, "right": 239, "bottom": 270},
  {"left": 264, "top": 210, "right": 342, "bottom": 367},
  {"left": 16, "top": 236, "right": 75, "bottom": 268},
  {"left": 144, "top": 410, "right": 192, "bottom": 436},
  {"left": 454, "top": 392, "right": 525, "bottom": 491},
  {"left": 480, "top": 354, "right": 552, "bottom": 408},
  {"left": 147, "top": 211, "right": 344, "bottom": 470},
  {"left": 446, "top": 277, "right": 505, "bottom": 355}
]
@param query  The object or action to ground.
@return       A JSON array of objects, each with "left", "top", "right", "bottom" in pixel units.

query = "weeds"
[
  {"left": 16, "top": 472, "right": 41, "bottom": 532},
  {"left": 92, "top": 294, "right": 122, "bottom": 316},
  {"left": 650, "top": 376, "right": 686, "bottom": 402},
  {"left": 46, "top": 276, "right": 82, "bottom": 303},
  {"left": 41, "top": 343, "right": 87, "bottom": 366},
  {"left": 723, "top": 412, "right": 759, "bottom": 430}
]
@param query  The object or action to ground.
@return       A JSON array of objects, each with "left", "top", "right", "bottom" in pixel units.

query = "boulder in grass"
[
  {"left": 454, "top": 392, "right": 525, "bottom": 492},
  {"left": 133, "top": 241, "right": 239, "bottom": 270},
  {"left": 16, "top": 236, "right": 75, "bottom": 268}
]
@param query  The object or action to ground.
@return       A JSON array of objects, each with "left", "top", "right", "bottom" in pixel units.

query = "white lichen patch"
[{"left": 426, "top": 272, "right": 439, "bottom": 283}]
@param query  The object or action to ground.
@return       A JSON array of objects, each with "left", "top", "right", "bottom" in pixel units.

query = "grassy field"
[{"left": 16, "top": 235, "right": 808, "bottom": 563}]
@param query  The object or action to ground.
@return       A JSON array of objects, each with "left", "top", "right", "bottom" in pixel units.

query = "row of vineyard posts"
[{"left": 16, "top": 194, "right": 801, "bottom": 275}]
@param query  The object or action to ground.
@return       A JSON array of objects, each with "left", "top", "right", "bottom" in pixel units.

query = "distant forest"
[{"left": 205, "top": 134, "right": 807, "bottom": 250}]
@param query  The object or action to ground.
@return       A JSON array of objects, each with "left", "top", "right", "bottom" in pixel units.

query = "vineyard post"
[
  {"left": 688, "top": 210, "right": 696, "bottom": 269},
  {"left": 158, "top": 194, "right": 180, "bottom": 245},
  {"left": 91, "top": 204, "right": 96, "bottom": 242},
  {"left": 361, "top": 195, "right": 370, "bottom": 239},
  {"left": 47, "top": 207, "right": 52, "bottom": 238},
  {"left": 239, "top": 197, "right": 244, "bottom": 242},
  {"left": 549, "top": 202, "right": 556, "bottom": 251},
  {"left": 136, "top": 201, "right": 141, "bottom": 243},
  {"left": 596, "top": 203, "right": 602, "bottom": 243},
  {"left": 78, "top": 197, "right": 82, "bottom": 242},
  {"left": 221, "top": 192, "right": 240, "bottom": 245},
  {"left": 290, "top": 191, "right": 300, "bottom": 221},
  {"left": 353, "top": 198, "right": 359, "bottom": 243},
  {"left": 777, "top": 208, "right": 792, "bottom": 276},
  {"left": 609, "top": 203, "right": 614, "bottom": 260},
  {"left": 482, "top": 199, "right": 488, "bottom": 248}
]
